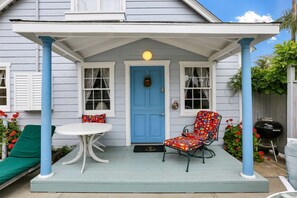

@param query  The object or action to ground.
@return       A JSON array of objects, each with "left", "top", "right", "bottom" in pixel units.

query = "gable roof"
[
  {"left": 182, "top": 0, "right": 221, "bottom": 22},
  {"left": 0, "top": 0, "right": 16, "bottom": 14}
]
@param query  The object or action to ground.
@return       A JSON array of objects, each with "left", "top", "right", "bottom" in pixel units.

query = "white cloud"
[
  {"left": 235, "top": 11, "right": 273, "bottom": 23},
  {"left": 267, "top": 36, "right": 277, "bottom": 44}
]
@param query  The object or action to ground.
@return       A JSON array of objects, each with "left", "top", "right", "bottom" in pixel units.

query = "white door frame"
[{"left": 124, "top": 60, "right": 171, "bottom": 146}]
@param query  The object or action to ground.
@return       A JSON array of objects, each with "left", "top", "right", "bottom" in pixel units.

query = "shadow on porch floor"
[{"left": 30, "top": 146, "right": 269, "bottom": 193}]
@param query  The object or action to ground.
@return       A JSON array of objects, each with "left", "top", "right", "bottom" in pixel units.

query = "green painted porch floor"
[{"left": 31, "top": 146, "right": 268, "bottom": 193}]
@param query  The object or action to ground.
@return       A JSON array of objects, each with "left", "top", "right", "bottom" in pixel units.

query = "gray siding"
[
  {"left": 0, "top": 1, "right": 237, "bottom": 147},
  {"left": 126, "top": 0, "right": 208, "bottom": 22},
  {"left": 87, "top": 39, "right": 240, "bottom": 145}
]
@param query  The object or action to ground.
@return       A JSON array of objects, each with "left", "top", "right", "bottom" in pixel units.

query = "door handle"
[{"left": 160, "top": 113, "right": 165, "bottom": 116}]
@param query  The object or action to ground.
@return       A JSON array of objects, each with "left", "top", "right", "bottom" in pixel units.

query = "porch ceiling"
[{"left": 11, "top": 20, "right": 280, "bottom": 62}]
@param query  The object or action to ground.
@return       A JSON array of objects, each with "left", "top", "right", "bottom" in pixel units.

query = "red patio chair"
[{"left": 162, "top": 110, "right": 222, "bottom": 172}]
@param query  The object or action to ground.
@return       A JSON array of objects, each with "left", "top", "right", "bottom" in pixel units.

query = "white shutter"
[
  {"left": 14, "top": 73, "right": 30, "bottom": 110},
  {"left": 30, "top": 73, "right": 42, "bottom": 110},
  {"left": 14, "top": 72, "right": 44, "bottom": 111}
]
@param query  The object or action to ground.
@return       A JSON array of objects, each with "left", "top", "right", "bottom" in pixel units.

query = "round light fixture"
[{"left": 142, "top": 50, "right": 152, "bottom": 61}]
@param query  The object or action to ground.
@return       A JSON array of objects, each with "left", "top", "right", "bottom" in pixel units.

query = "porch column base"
[
  {"left": 240, "top": 171, "right": 256, "bottom": 179},
  {"left": 38, "top": 172, "right": 54, "bottom": 179}
]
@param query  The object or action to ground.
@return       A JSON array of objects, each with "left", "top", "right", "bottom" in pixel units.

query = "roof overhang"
[{"left": 11, "top": 20, "right": 280, "bottom": 62}]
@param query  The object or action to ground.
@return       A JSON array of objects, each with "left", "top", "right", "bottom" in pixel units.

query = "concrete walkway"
[{"left": 0, "top": 153, "right": 287, "bottom": 198}]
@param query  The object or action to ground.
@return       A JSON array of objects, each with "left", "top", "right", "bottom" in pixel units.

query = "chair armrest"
[{"left": 182, "top": 123, "right": 195, "bottom": 136}]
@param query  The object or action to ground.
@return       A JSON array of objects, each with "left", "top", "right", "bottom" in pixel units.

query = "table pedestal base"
[{"left": 62, "top": 134, "right": 109, "bottom": 173}]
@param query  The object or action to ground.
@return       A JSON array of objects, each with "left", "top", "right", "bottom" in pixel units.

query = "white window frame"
[
  {"left": 179, "top": 61, "right": 216, "bottom": 117},
  {"left": 0, "top": 63, "right": 11, "bottom": 112},
  {"left": 78, "top": 62, "right": 115, "bottom": 117}
]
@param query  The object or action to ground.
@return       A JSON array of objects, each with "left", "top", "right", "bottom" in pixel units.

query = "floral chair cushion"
[
  {"left": 164, "top": 136, "right": 204, "bottom": 152},
  {"left": 81, "top": 114, "right": 106, "bottom": 123},
  {"left": 183, "top": 111, "right": 222, "bottom": 141}
]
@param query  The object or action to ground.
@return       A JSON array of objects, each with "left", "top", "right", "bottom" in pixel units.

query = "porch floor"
[{"left": 31, "top": 146, "right": 268, "bottom": 193}]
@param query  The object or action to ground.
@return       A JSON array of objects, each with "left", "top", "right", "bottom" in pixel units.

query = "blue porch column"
[
  {"left": 38, "top": 36, "right": 55, "bottom": 178},
  {"left": 238, "top": 38, "right": 256, "bottom": 179}
]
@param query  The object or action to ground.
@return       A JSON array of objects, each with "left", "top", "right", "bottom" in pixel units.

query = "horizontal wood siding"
[
  {"left": 0, "top": 0, "right": 79, "bottom": 147},
  {"left": 86, "top": 39, "right": 240, "bottom": 146},
  {"left": 126, "top": 0, "right": 207, "bottom": 22}
]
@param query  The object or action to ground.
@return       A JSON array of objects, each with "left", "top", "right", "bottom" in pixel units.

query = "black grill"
[{"left": 254, "top": 120, "right": 283, "bottom": 139}]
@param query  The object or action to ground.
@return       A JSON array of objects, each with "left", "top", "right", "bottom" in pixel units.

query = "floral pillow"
[{"left": 82, "top": 114, "right": 106, "bottom": 123}]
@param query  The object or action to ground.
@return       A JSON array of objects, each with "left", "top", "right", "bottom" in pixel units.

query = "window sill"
[
  {"left": 65, "top": 11, "right": 125, "bottom": 21},
  {"left": 180, "top": 109, "right": 211, "bottom": 117}
]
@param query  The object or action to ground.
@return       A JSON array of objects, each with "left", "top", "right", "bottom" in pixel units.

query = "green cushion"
[
  {"left": 0, "top": 157, "right": 40, "bottom": 184},
  {"left": 9, "top": 125, "right": 56, "bottom": 158}
]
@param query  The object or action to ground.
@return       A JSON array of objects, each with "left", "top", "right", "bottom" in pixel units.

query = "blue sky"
[{"left": 198, "top": 0, "right": 292, "bottom": 64}]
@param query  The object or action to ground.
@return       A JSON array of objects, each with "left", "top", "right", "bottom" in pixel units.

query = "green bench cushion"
[
  {"left": 9, "top": 125, "right": 56, "bottom": 158},
  {"left": 0, "top": 157, "right": 40, "bottom": 184}
]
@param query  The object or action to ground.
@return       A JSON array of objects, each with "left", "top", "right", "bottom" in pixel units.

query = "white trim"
[
  {"left": 240, "top": 172, "right": 256, "bottom": 179},
  {"left": 124, "top": 60, "right": 171, "bottom": 146},
  {"left": 0, "top": 0, "right": 15, "bottom": 13},
  {"left": 37, "top": 172, "right": 54, "bottom": 179},
  {"left": 65, "top": 12, "right": 125, "bottom": 22},
  {"left": 77, "top": 64, "right": 83, "bottom": 117},
  {"left": 12, "top": 22, "right": 280, "bottom": 36},
  {"left": 182, "top": 0, "right": 221, "bottom": 22},
  {"left": 211, "top": 62, "right": 217, "bottom": 111},
  {"left": 78, "top": 62, "right": 115, "bottom": 117},
  {"left": 0, "top": 62, "right": 11, "bottom": 112},
  {"left": 179, "top": 61, "right": 214, "bottom": 117}
]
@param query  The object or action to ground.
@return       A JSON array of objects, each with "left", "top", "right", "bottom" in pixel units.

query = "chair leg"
[
  {"left": 202, "top": 146, "right": 205, "bottom": 164},
  {"left": 162, "top": 147, "right": 166, "bottom": 162},
  {"left": 186, "top": 152, "right": 191, "bottom": 172}
]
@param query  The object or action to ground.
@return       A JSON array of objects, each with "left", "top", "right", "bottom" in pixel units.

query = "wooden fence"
[{"left": 252, "top": 92, "right": 287, "bottom": 153}]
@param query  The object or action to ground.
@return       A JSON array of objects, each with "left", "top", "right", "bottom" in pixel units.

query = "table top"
[{"left": 55, "top": 123, "right": 112, "bottom": 136}]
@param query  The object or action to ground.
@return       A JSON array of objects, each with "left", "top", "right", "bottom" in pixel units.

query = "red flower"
[
  {"left": 8, "top": 143, "right": 14, "bottom": 150},
  {"left": 227, "top": 125, "right": 231, "bottom": 129},
  {"left": 258, "top": 151, "right": 264, "bottom": 155},
  {"left": 235, "top": 131, "right": 241, "bottom": 136},
  {"left": 253, "top": 128, "right": 257, "bottom": 133},
  {"left": 226, "top": 119, "right": 229, "bottom": 123},
  {"left": 12, "top": 138, "right": 18, "bottom": 143},
  {"left": 266, "top": 157, "right": 271, "bottom": 161},
  {"left": 236, "top": 147, "right": 240, "bottom": 151},
  {"left": 9, "top": 131, "right": 17, "bottom": 137},
  {"left": 255, "top": 134, "right": 260, "bottom": 139},
  {"left": 229, "top": 119, "right": 233, "bottom": 122},
  {"left": 235, "top": 138, "right": 240, "bottom": 143}
]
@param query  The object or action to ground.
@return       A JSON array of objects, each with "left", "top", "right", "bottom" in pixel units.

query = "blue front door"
[{"left": 131, "top": 66, "right": 165, "bottom": 143}]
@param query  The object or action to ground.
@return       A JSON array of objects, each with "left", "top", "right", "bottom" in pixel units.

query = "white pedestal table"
[{"left": 55, "top": 123, "right": 112, "bottom": 173}]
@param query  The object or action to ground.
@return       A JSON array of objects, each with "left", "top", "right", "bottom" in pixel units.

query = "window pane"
[
  {"left": 84, "top": 79, "right": 93, "bottom": 89},
  {"left": 0, "top": 70, "right": 6, "bottom": 87},
  {"left": 202, "top": 68, "right": 210, "bottom": 77},
  {"left": 0, "top": 98, "right": 6, "bottom": 105},
  {"left": 94, "top": 90, "right": 102, "bottom": 99},
  {"left": 78, "top": 0, "right": 97, "bottom": 11},
  {"left": 0, "top": 89, "right": 6, "bottom": 97},
  {"left": 85, "top": 90, "right": 93, "bottom": 100},
  {"left": 101, "top": 0, "right": 121, "bottom": 11},
  {"left": 93, "top": 78, "right": 102, "bottom": 89},
  {"left": 193, "top": 100, "right": 201, "bottom": 109},
  {"left": 85, "top": 100, "right": 94, "bottom": 110},
  {"left": 185, "top": 100, "right": 193, "bottom": 109},
  {"left": 202, "top": 90, "right": 209, "bottom": 99},
  {"left": 202, "top": 100, "right": 210, "bottom": 109},
  {"left": 103, "top": 100, "right": 110, "bottom": 109},
  {"left": 102, "top": 90, "right": 110, "bottom": 99},
  {"left": 93, "top": 68, "right": 100, "bottom": 78},
  {"left": 201, "top": 78, "right": 210, "bottom": 87},
  {"left": 84, "top": 69, "right": 92, "bottom": 78}
]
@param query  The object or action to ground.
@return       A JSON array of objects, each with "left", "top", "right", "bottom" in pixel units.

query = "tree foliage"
[{"left": 228, "top": 41, "right": 297, "bottom": 95}]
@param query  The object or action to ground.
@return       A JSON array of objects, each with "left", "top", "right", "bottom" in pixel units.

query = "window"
[
  {"left": 80, "top": 62, "right": 115, "bottom": 117},
  {"left": 74, "top": 0, "right": 125, "bottom": 12},
  {"left": 180, "top": 62, "right": 215, "bottom": 116},
  {"left": 0, "top": 63, "right": 10, "bottom": 111},
  {"left": 66, "top": 0, "right": 126, "bottom": 21}
]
